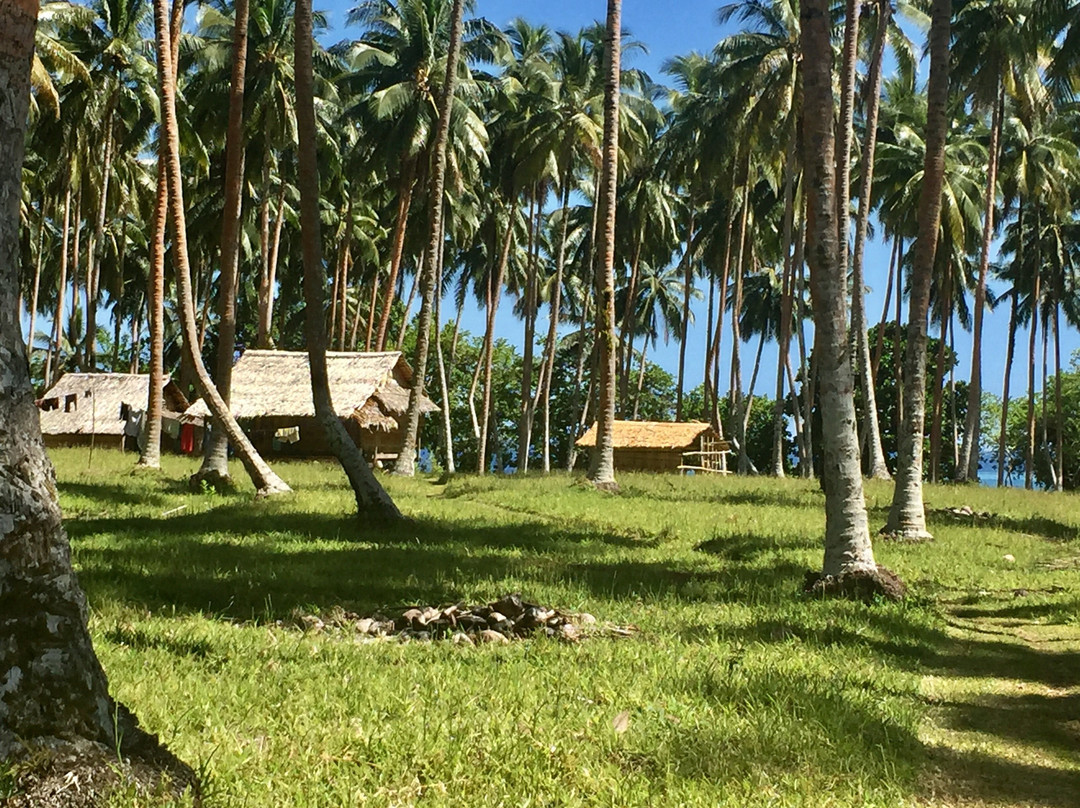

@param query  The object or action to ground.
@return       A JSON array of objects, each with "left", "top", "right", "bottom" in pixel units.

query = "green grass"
[{"left": 49, "top": 448, "right": 1080, "bottom": 807}]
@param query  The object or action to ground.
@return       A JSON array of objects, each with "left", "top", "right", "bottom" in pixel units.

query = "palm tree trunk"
[
  {"left": 375, "top": 157, "right": 418, "bottom": 352},
  {"left": 195, "top": 0, "right": 250, "bottom": 488},
  {"left": 433, "top": 222, "right": 455, "bottom": 474},
  {"left": 885, "top": 0, "right": 950, "bottom": 538},
  {"left": 676, "top": 207, "right": 695, "bottom": 420},
  {"left": 137, "top": 0, "right": 182, "bottom": 469},
  {"left": 771, "top": 141, "right": 798, "bottom": 477},
  {"left": 539, "top": 180, "right": 572, "bottom": 473},
  {"left": 154, "top": 0, "right": 290, "bottom": 497},
  {"left": 45, "top": 181, "right": 71, "bottom": 388},
  {"left": 836, "top": 0, "right": 860, "bottom": 267},
  {"left": 958, "top": 88, "right": 1004, "bottom": 482},
  {"left": 1054, "top": 298, "right": 1063, "bottom": 488},
  {"left": 872, "top": 234, "right": 900, "bottom": 378},
  {"left": 517, "top": 190, "right": 538, "bottom": 472},
  {"left": 618, "top": 231, "right": 643, "bottom": 412},
  {"left": 802, "top": 0, "right": 877, "bottom": 577},
  {"left": 69, "top": 189, "right": 81, "bottom": 370},
  {"left": 26, "top": 199, "right": 45, "bottom": 362},
  {"left": 1041, "top": 314, "right": 1052, "bottom": 488},
  {"left": 478, "top": 213, "right": 513, "bottom": 473},
  {"left": 586, "top": 0, "right": 622, "bottom": 490},
  {"left": 257, "top": 183, "right": 286, "bottom": 348},
  {"left": 0, "top": 7, "right": 192, "bottom": 774},
  {"left": 929, "top": 280, "right": 950, "bottom": 483},
  {"left": 395, "top": 266, "right": 420, "bottom": 350},
  {"left": 295, "top": 0, "right": 400, "bottom": 517},
  {"left": 997, "top": 289, "right": 1017, "bottom": 486},
  {"left": 392, "top": 0, "right": 465, "bottom": 477},
  {"left": 1025, "top": 249, "right": 1041, "bottom": 489},
  {"left": 85, "top": 106, "right": 115, "bottom": 373},
  {"left": 850, "top": 0, "right": 891, "bottom": 479},
  {"left": 631, "top": 339, "right": 649, "bottom": 419}
]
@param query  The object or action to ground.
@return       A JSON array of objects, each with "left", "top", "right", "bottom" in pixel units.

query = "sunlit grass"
[{"left": 48, "top": 448, "right": 1080, "bottom": 807}]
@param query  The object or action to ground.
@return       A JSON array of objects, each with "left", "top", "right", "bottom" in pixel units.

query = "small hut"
[
  {"left": 182, "top": 350, "right": 438, "bottom": 461},
  {"left": 575, "top": 420, "right": 729, "bottom": 474},
  {"left": 37, "top": 373, "right": 190, "bottom": 450}
]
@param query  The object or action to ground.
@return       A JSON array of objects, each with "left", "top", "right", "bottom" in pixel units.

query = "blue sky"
[{"left": 290, "top": 3, "right": 1080, "bottom": 402}]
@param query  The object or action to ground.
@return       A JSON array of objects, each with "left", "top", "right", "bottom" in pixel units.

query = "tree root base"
[
  {"left": 188, "top": 468, "right": 234, "bottom": 494},
  {"left": 6, "top": 710, "right": 199, "bottom": 807},
  {"left": 879, "top": 527, "right": 934, "bottom": 543},
  {"left": 803, "top": 565, "right": 907, "bottom": 602}
]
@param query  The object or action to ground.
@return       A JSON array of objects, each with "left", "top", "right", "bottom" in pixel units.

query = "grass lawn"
[{"left": 44, "top": 448, "right": 1080, "bottom": 807}]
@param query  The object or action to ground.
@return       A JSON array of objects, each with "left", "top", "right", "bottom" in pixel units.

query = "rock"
[
  {"left": 355, "top": 618, "right": 375, "bottom": 635},
  {"left": 576, "top": 613, "right": 597, "bottom": 625},
  {"left": 559, "top": 623, "right": 579, "bottom": 641},
  {"left": 419, "top": 607, "right": 441, "bottom": 625},
  {"left": 492, "top": 593, "right": 525, "bottom": 619},
  {"left": 451, "top": 632, "right": 475, "bottom": 646},
  {"left": 1004, "top": 554, "right": 1016, "bottom": 563},
  {"left": 478, "top": 629, "right": 511, "bottom": 645}
]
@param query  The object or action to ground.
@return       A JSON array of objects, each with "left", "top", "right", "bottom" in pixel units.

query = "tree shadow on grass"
[
  {"left": 924, "top": 510, "right": 1080, "bottom": 542},
  {"left": 69, "top": 507, "right": 804, "bottom": 621}
]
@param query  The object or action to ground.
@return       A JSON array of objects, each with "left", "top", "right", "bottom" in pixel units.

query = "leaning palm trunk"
[
  {"left": 801, "top": 0, "right": 880, "bottom": 580},
  {"left": 195, "top": 0, "right": 250, "bottom": 488},
  {"left": 154, "top": 0, "right": 289, "bottom": 497},
  {"left": 849, "top": 0, "right": 891, "bottom": 479},
  {"left": 295, "top": 0, "right": 400, "bottom": 518},
  {"left": 884, "top": 0, "right": 950, "bottom": 538},
  {"left": 587, "top": 0, "right": 622, "bottom": 489},
  {"left": 375, "top": 159, "right": 418, "bottom": 352},
  {"left": 393, "top": 0, "right": 465, "bottom": 477},
  {"left": 958, "top": 89, "right": 1004, "bottom": 482}
]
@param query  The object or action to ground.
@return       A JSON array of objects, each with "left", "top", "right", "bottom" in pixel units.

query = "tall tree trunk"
[
  {"left": 587, "top": 0, "right": 621, "bottom": 489},
  {"left": 997, "top": 289, "right": 1017, "bottom": 486},
  {"left": 618, "top": 231, "right": 643, "bottom": 413},
  {"left": 929, "top": 277, "right": 950, "bottom": 483},
  {"left": 836, "top": 0, "right": 860, "bottom": 268},
  {"left": 154, "top": 0, "right": 290, "bottom": 497},
  {"left": 26, "top": 197, "right": 45, "bottom": 361},
  {"left": 395, "top": 267, "right": 420, "bottom": 350},
  {"left": 375, "top": 158, "right": 418, "bottom": 351},
  {"left": 69, "top": 189, "right": 81, "bottom": 370},
  {"left": 872, "top": 234, "right": 900, "bottom": 378},
  {"left": 958, "top": 88, "right": 1004, "bottom": 482},
  {"left": 884, "top": 0, "right": 950, "bottom": 538},
  {"left": 46, "top": 180, "right": 70, "bottom": 387},
  {"left": 0, "top": 3, "right": 194, "bottom": 791},
  {"left": 676, "top": 207, "right": 695, "bottom": 421},
  {"left": 392, "top": 0, "right": 465, "bottom": 477},
  {"left": 137, "top": 0, "right": 182, "bottom": 469},
  {"left": 538, "top": 180, "right": 572, "bottom": 473},
  {"left": 295, "top": 0, "right": 400, "bottom": 518},
  {"left": 433, "top": 221, "right": 455, "bottom": 473},
  {"left": 772, "top": 143, "right": 798, "bottom": 478},
  {"left": 478, "top": 212, "right": 513, "bottom": 474},
  {"left": 195, "top": 0, "right": 250, "bottom": 488},
  {"left": 802, "top": 0, "right": 878, "bottom": 577},
  {"left": 1054, "top": 297, "right": 1063, "bottom": 488},
  {"left": 1025, "top": 262, "right": 1041, "bottom": 489},
  {"left": 85, "top": 107, "right": 114, "bottom": 373},
  {"left": 517, "top": 190, "right": 539, "bottom": 472},
  {"left": 257, "top": 183, "right": 287, "bottom": 348},
  {"left": 850, "top": 0, "right": 891, "bottom": 479}
]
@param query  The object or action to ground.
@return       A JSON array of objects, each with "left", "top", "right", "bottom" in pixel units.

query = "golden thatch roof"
[
  {"left": 183, "top": 350, "right": 437, "bottom": 428},
  {"left": 575, "top": 420, "right": 717, "bottom": 450},
  {"left": 38, "top": 373, "right": 189, "bottom": 436}
]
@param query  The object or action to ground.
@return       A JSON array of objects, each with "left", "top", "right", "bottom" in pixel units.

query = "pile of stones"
[{"left": 296, "top": 593, "right": 617, "bottom": 644}]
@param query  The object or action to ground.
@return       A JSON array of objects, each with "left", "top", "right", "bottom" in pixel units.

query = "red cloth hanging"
[{"left": 180, "top": 423, "right": 195, "bottom": 454}]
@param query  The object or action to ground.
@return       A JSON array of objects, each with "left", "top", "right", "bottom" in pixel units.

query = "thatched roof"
[
  {"left": 183, "top": 350, "right": 437, "bottom": 428},
  {"left": 575, "top": 420, "right": 717, "bottom": 450},
  {"left": 38, "top": 373, "right": 189, "bottom": 436}
]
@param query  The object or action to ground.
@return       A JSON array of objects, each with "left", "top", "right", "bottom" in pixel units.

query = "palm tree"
[
  {"left": 294, "top": 0, "right": 401, "bottom": 516},
  {"left": 954, "top": 0, "right": 1041, "bottom": 483},
  {"left": 154, "top": 0, "right": 291, "bottom": 497},
  {"left": 884, "top": 0, "right": 951, "bottom": 538},
  {"left": 800, "top": 0, "right": 880, "bottom": 581},
  {"left": 587, "top": 0, "right": 621, "bottom": 490},
  {"left": 193, "top": 0, "right": 252, "bottom": 488},
  {"left": 393, "top": 0, "right": 468, "bottom": 477}
]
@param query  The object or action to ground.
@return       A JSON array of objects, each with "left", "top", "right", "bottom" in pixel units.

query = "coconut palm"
[{"left": 884, "top": 0, "right": 951, "bottom": 538}]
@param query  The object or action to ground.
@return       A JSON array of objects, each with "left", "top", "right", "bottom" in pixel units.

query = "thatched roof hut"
[
  {"left": 575, "top": 420, "right": 728, "bottom": 473},
  {"left": 183, "top": 350, "right": 437, "bottom": 458},
  {"left": 37, "top": 373, "right": 190, "bottom": 447}
]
